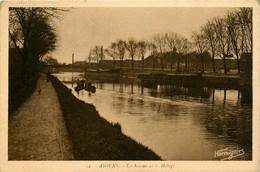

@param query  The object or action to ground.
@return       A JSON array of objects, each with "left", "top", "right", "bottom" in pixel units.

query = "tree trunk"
[
  {"left": 131, "top": 56, "right": 134, "bottom": 70},
  {"left": 142, "top": 54, "right": 144, "bottom": 70},
  {"left": 170, "top": 52, "right": 173, "bottom": 71},
  {"left": 120, "top": 58, "right": 122, "bottom": 70},
  {"left": 97, "top": 58, "right": 99, "bottom": 71},
  {"left": 237, "top": 58, "right": 240, "bottom": 74},
  {"left": 223, "top": 57, "right": 227, "bottom": 74},
  {"left": 185, "top": 56, "right": 188, "bottom": 71},
  {"left": 200, "top": 54, "right": 205, "bottom": 73},
  {"left": 212, "top": 58, "right": 216, "bottom": 73},
  {"left": 177, "top": 55, "right": 180, "bottom": 71},
  {"left": 152, "top": 55, "right": 155, "bottom": 70},
  {"left": 161, "top": 53, "right": 164, "bottom": 71},
  {"left": 113, "top": 58, "right": 115, "bottom": 68}
]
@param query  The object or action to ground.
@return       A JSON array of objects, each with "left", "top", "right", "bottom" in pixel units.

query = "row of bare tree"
[
  {"left": 88, "top": 39, "right": 149, "bottom": 70},
  {"left": 193, "top": 7, "right": 252, "bottom": 74},
  {"left": 87, "top": 33, "right": 191, "bottom": 71},
  {"left": 88, "top": 34, "right": 191, "bottom": 71},
  {"left": 88, "top": 7, "right": 252, "bottom": 74}
]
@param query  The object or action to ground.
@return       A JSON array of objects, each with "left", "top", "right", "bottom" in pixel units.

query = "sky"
[{"left": 51, "top": 7, "right": 237, "bottom": 64}]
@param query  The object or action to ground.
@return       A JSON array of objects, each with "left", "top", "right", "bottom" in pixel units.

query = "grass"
[
  {"left": 50, "top": 75, "right": 162, "bottom": 160},
  {"left": 9, "top": 75, "right": 39, "bottom": 115}
]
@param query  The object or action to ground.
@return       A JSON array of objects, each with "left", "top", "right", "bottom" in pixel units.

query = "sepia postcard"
[{"left": 0, "top": 0, "right": 259, "bottom": 171}]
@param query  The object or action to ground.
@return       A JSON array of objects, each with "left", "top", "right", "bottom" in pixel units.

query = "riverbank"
[
  {"left": 138, "top": 73, "right": 251, "bottom": 89},
  {"left": 49, "top": 75, "right": 161, "bottom": 160},
  {"left": 9, "top": 75, "right": 73, "bottom": 160}
]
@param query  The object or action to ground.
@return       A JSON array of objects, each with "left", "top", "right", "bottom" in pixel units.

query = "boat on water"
[
  {"left": 74, "top": 79, "right": 96, "bottom": 93},
  {"left": 138, "top": 73, "right": 202, "bottom": 82},
  {"left": 74, "top": 86, "right": 83, "bottom": 92},
  {"left": 84, "top": 68, "right": 121, "bottom": 78},
  {"left": 138, "top": 73, "right": 203, "bottom": 87},
  {"left": 84, "top": 85, "right": 96, "bottom": 93}
]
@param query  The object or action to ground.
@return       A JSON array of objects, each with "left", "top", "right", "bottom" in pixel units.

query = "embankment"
[
  {"left": 9, "top": 75, "right": 39, "bottom": 115},
  {"left": 50, "top": 75, "right": 161, "bottom": 160}
]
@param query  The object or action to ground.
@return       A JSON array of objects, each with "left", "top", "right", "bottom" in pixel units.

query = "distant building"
[
  {"left": 70, "top": 52, "right": 240, "bottom": 72},
  {"left": 73, "top": 61, "right": 86, "bottom": 66},
  {"left": 98, "top": 59, "right": 142, "bottom": 69}
]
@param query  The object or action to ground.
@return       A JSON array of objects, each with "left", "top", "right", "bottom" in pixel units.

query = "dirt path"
[{"left": 8, "top": 75, "right": 74, "bottom": 160}]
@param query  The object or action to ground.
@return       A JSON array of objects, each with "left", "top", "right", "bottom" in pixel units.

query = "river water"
[{"left": 54, "top": 72, "right": 252, "bottom": 160}]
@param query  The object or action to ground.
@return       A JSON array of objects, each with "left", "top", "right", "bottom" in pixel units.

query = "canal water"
[{"left": 54, "top": 72, "right": 252, "bottom": 160}]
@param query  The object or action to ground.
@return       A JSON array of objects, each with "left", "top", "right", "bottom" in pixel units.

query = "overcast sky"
[{"left": 51, "top": 7, "right": 237, "bottom": 64}]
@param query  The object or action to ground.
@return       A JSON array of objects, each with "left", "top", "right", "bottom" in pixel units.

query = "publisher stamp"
[{"left": 214, "top": 148, "right": 245, "bottom": 160}]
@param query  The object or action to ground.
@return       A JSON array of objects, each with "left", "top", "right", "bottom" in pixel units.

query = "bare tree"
[
  {"left": 92, "top": 45, "right": 102, "bottom": 70},
  {"left": 153, "top": 33, "right": 166, "bottom": 71},
  {"left": 125, "top": 37, "right": 138, "bottom": 70},
  {"left": 175, "top": 35, "right": 189, "bottom": 72},
  {"left": 182, "top": 39, "right": 192, "bottom": 71},
  {"left": 137, "top": 40, "right": 148, "bottom": 70},
  {"left": 192, "top": 32, "right": 208, "bottom": 73},
  {"left": 93, "top": 46, "right": 101, "bottom": 63},
  {"left": 105, "top": 42, "right": 118, "bottom": 68},
  {"left": 87, "top": 49, "right": 93, "bottom": 63},
  {"left": 226, "top": 12, "right": 243, "bottom": 74},
  {"left": 165, "top": 32, "right": 177, "bottom": 71},
  {"left": 236, "top": 7, "right": 252, "bottom": 53},
  {"left": 148, "top": 42, "right": 158, "bottom": 70},
  {"left": 202, "top": 20, "right": 218, "bottom": 73},
  {"left": 115, "top": 40, "right": 126, "bottom": 70},
  {"left": 214, "top": 17, "right": 232, "bottom": 74}
]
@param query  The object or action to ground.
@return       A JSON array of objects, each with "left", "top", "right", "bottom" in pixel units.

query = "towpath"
[{"left": 8, "top": 75, "right": 74, "bottom": 160}]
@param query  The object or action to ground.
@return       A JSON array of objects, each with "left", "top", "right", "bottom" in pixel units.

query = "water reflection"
[{"left": 54, "top": 72, "right": 252, "bottom": 160}]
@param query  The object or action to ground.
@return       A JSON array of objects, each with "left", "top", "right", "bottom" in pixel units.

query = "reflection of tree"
[
  {"left": 201, "top": 103, "right": 252, "bottom": 149},
  {"left": 223, "top": 88, "right": 227, "bottom": 104},
  {"left": 148, "top": 101, "right": 180, "bottom": 117},
  {"left": 237, "top": 90, "right": 240, "bottom": 104},
  {"left": 212, "top": 88, "right": 215, "bottom": 103},
  {"left": 240, "top": 86, "right": 252, "bottom": 105},
  {"left": 119, "top": 83, "right": 123, "bottom": 93},
  {"left": 131, "top": 83, "right": 134, "bottom": 94},
  {"left": 148, "top": 84, "right": 212, "bottom": 101}
]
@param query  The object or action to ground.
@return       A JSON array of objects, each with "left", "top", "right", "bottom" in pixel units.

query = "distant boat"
[{"left": 84, "top": 69, "right": 121, "bottom": 78}]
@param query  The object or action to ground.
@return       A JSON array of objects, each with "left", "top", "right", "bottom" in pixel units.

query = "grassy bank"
[
  {"left": 9, "top": 75, "right": 39, "bottom": 115},
  {"left": 50, "top": 75, "right": 161, "bottom": 160}
]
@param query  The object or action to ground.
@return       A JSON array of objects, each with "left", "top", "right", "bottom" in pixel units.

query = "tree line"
[
  {"left": 88, "top": 7, "right": 252, "bottom": 74},
  {"left": 9, "top": 7, "right": 66, "bottom": 83}
]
